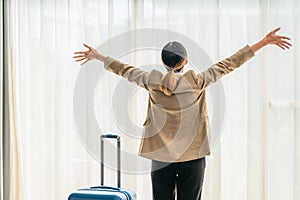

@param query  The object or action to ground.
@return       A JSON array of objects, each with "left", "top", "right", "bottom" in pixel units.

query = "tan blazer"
[{"left": 104, "top": 45, "right": 255, "bottom": 162}]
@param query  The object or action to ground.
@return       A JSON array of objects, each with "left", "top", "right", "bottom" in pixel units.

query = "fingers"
[
  {"left": 73, "top": 51, "right": 88, "bottom": 64},
  {"left": 75, "top": 57, "right": 86, "bottom": 62},
  {"left": 273, "top": 28, "right": 292, "bottom": 44},
  {"left": 276, "top": 36, "right": 292, "bottom": 45},
  {"left": 73, "top": 55, "right": 85, "bottom": 59},
  {"left": 279, "top": 35, "right": 291, "bottom": 40},
  {"left": 277, "top": 44, "right": 285, "bottom": 50},
  {"left": 272, "top": 27, "right": 281, "bottom": 34},
  {"left": 278, "top": 37, "right": 292, "bottom": 49},
  {"left": 281, "top": 42, "right": 291, "bottom": 49},
  {"left": 278, "top": 44, "right": 289, "bottom": 50},
  {"left": 73, "top": 44, "right": 96, "bottom": 65},
  {"left": 83, "top": 43, "right": 94, "bottom": 50},
  {"left": 74, "top": 56, "right": 89, "bottom": 65},
  {"left": 276, "top": 40, "right": 292, "bottom": 50},
  {"left": 277, "top": 43, "right": 289, "bottom": 50},
  {"left": 282, "top": 40, "right": 292, "bottom": 47},
  {"left": 81, "top": 59, "right": 89, "bottom": 65},
  {"left": 74, "top": 51, "right": 88, "bottom": 55},
  {"left": 271, "top": 27, "right": 293, "bottom": 50},
  {"left": 73, "top": 55, "right": 87, "bottom": 62},
  {"left": 73, "top": 43, "right": 94, "bottom": 57}
]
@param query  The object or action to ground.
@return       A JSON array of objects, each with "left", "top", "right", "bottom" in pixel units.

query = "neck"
[
  {"left": 175, "top": 67, "right": 183, "bottom": 73},
  {"left": 166, "top": 66, "right": 184, "bottom": 73}
]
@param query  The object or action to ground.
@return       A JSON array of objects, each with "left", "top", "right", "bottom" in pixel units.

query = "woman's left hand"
[
  {"left": 73, "top": 43, "right": 106, "bottom": 65},
  {"left": 262, "top": 27, "right": 292, "bottom": 50},
  {"left": 250, "top": 27, "right": 292, "bottom": 53}
]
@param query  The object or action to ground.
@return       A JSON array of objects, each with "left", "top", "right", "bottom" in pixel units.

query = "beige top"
[{"left": 104, "top": 45, "right": 255, "bottom": 162}]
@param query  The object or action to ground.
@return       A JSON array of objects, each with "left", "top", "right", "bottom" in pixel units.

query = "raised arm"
[
  {"left": 73, "top": 44, "right": 150, "bottom": 90},
  {"left": 195, "top": 45, "right": 255, "bottom": 89},
  {"left": 250, "top": 27, "right": 292, "bottom": 53},
  {"left": 195, "top": 27, "right": 292, "bottom": 89}
]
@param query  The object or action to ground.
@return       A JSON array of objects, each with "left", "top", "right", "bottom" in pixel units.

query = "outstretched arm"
[
  {"left": 73, "top": 44, "right": 151, "bottom": 90},
  {"left": 195, "top": 27, "right": 292, "bottom": 89},
  {"left": 250, "top": 27, "right": 292, "bottom": 53}
]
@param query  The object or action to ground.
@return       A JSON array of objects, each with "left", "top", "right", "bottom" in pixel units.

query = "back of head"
[{"left": 160, "top": 41, "right": 187, "bottom": 96}]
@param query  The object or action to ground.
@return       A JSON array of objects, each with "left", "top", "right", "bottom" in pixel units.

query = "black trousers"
[{"left": 151, "top": 157, "right": 206, "bottom": 200}]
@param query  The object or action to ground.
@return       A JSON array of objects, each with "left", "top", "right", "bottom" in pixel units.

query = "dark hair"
[
  {"left": 160, "top": 41, "right": 187, "bottom": 96},
  {"left": 161, "top": 41, "right": 187, "bottom": 72}
]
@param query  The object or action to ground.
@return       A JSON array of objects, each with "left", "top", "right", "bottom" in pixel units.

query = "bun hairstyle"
[{"left": 160, "top": 41, "right": 187, "bottom": 96}]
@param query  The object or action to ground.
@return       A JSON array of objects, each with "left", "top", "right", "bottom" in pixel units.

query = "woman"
[{"left": 73, "top": 27, "right": 291, "bottom": 200}]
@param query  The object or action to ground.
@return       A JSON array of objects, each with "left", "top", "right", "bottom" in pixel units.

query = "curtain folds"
[
  {"left": 4, "top": 0, "right": 299, "bottom": 200},
  {"left": 4, "top": 1, "right": 24, "bottom": 200}
]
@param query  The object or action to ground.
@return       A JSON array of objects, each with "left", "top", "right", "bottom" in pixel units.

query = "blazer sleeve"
[
  {"left": 104, "top": 56, "right": 150, "bottom": 90},
  {"left": 195, "top": 44, "right": 255, "bottom": 89}
]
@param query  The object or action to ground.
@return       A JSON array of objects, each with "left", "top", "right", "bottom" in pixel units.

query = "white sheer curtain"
[{"left": 5, "top": 0, "right": 299, "bottom": 200}]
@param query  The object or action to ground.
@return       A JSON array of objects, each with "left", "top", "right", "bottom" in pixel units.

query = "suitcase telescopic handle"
[{"left": 100, "top": 134, "right": 121, "bottom": 188}]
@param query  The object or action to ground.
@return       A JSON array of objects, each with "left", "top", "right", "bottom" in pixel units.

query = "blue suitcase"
[{"left": 68, "top": 134, "right": 136, "bottom": 200}]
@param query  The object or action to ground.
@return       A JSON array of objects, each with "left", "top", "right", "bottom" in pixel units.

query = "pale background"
[{"left": 2, "top": 0, "right": 299, "bottom": 200}]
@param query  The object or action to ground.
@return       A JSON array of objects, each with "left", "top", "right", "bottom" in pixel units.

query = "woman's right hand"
[{"left": 73, "top": 43, "right": 106, "bottom": 65}]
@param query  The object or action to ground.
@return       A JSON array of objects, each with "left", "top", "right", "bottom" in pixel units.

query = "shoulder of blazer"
[
  {"left": 144, "top": 69, "right": 164, "bottom": 89},
  {"left": 185, "top": 70, "right": 199, "bottom": 84},
  {"left": 149, "top": 69, "right": 164, "bottom": 79}
]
